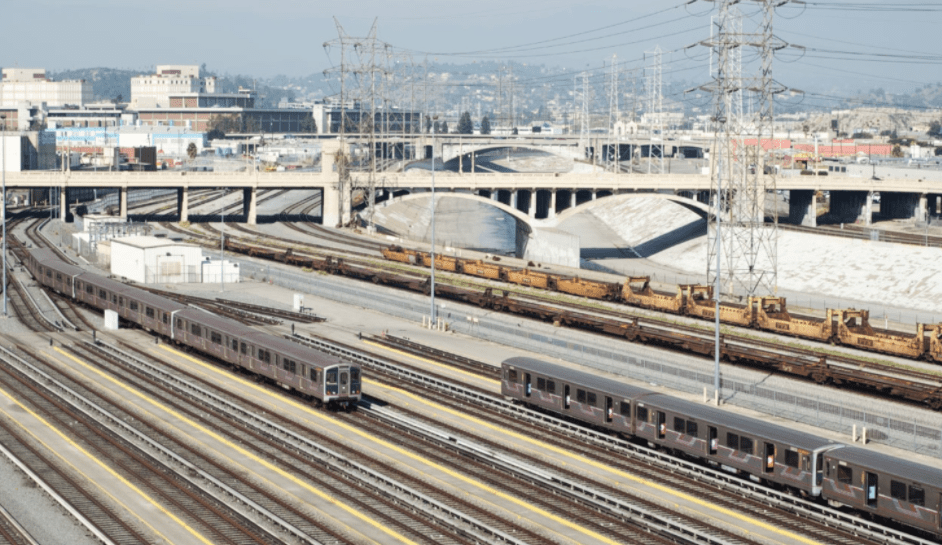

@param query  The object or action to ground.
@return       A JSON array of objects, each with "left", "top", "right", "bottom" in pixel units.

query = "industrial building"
[
  {"left": 0, "top": 131, "right": 57, "bottom": 171},
  {"left": 130, "top": 65, "right": 218, "bottom": 109},
  {"left": 0, "top": 68, "right": 93, "bottom": 108},
  {"left": 111, "top": 236, "right": 204, "bottom": 284}
]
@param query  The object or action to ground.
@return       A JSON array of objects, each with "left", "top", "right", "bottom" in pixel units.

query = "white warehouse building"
[
  {"left": 111, "top": 236, "right": 204, "bottom": 284},
  {"left": 1, "top": 68, "right": 93, "bottom": 108}
]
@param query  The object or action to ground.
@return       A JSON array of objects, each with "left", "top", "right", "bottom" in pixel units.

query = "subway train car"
[
  {"left": 823, "top": 446, "right": 942, "bottom": 536},
  {"left": 501, "top": 356, "right": 942, "bottom": 538},
  {"left": 28, "top": 249, "right": 361, "bottom": 409}
]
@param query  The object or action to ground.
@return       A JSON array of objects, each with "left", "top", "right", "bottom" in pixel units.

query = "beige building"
[
  {"left": 130, "top": 65, "right": 217, "bottom": 109},
  {"left": 0, "top": 68, "right": 93, "bottom": 108}
]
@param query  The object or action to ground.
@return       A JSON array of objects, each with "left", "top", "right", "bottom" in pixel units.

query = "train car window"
[
  {"left": 119, "top": 297, "right": 124, "bottom": 306},
  {"left": 112, "top": 294, "right": 117, "bottom": 304},
  {"left": 190, "top": 324, "right": 201, "bottom": 336},
  {"left": 75, "top": 281, "right": 81, "bottom": 290},
  {"left": 340, "top": 371, "right": 347, "bottom": 385},
  {"left": 576, "top": 389, "right": 586, "bottom": 404},
  {"left": 726, "top": 433, "right": 739, "bottom": 449},
  {"left": 288, "top": 361, "right": 296, "bottom": 374},
  {"left": 38, "top": 266, "right": 43, "bottom": 276},
  {"left": 162, "top": 313, "right": 168, "bottom": 324},
  {"left": 99, "top": 289, "right": 107, "bottom": 298},
  {"left": 536, "top": 377, "right": 546, "bottom": 391},
  {"left": 327, "top": 369, "right": 338, "bottom": 384},
  {"left": 784, "top": 450, "right": 800, "bottom": 469},
  {"left": 46, "top": 270, "right": 52, "bottom": 278},
  {"left": 259, "top": 350, "right": 270, "bottom": 363},
  {"left": 130, "top": 301, "right": 139, "bottom": 311},
  {"left": 740, "top": 436, "right": 754, "bottom": 454},
  {"left": 636, "top": 406, "right": 648, "bottom": 422},
  {"left": 86, "top": 285, "right": 94, "bottom": 294},
  {"left": 586, "top": 392, "right": 597, "bottom": 406},
  {"left": 210, "top": 332, "right": 222, "bottom": 344},
  {"left": 673, "top": 417, "right": 685, "bottom": 433},
  {"left": 56, "top": 273, "right": 62, "bottom": 281},
  {"left": 310, "top": 368, "right": 318, "bottom": 382},
  {"left": 686, "top": 421, "right": 698, "bottom": 438},
  {"left": 146, "top": 307, "right": 155, "bottom": 319},
  {"left": 506, "top": 369, "right": 517, "bottom": 382},
  {"left": 837, "top": 466, "right": 853, "bottom": 484},
  {"left": 620, "top": 402, "right": 631, "bottom": 417},
  {"left": 231, "top": 339, "right": 238, "bottom": 350},
  {"left": 909, "top": 486, "right": 925, "bottom": 506},
  {"left": 890, "top": 481, "right": 907, "bottom": 501},
  {"left": 240, "top": 342, "right": 247, "bottom": 355},
  {"left": 176, "top": 319, "right": 183, "bottom": 329},
  {"left": 546, "top": 380, "right": 555, "bottom": 394}
]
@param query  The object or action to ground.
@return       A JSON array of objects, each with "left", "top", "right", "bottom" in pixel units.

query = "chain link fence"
[{"left": 222, "top": 252, "right": 942, "bottom": 459}]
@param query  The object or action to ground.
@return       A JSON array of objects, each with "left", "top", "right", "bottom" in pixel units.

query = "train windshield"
[{"left": 326, "top": 369, "right": 339, "bottom": 395}]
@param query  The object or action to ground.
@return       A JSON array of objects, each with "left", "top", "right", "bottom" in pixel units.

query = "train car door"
[
  {"left": 764, "top": 443, "right": 775, "bottom": 473},
  {"left": 656, "top": 411, "right": 666, "bottom": 439},
  {"left": 563, "top": 385, "right": 570, "bottom": 409},
  {"left": 524, "top": 373, "right": 531, "bottom": 397},
  {"left": 708, "top": 427, "right": 718, "bottom": 455},
  {"left": 865, "top": 472, "right": 878, "bottom": 508},
  {"left": 340, "top": 369, "right": 350, "bottom": 396},
  {"left": 604, "top": 397, "right": 613, "bottom": 423}
]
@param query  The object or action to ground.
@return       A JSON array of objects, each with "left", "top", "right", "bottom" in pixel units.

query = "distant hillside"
[
  {"left": 47, "top": 67, "right": 296, "bottom": 108},
  {"left": 49, "top": 67, "right": 137, "bottom": 103}
]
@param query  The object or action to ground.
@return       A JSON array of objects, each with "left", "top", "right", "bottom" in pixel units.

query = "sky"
[{"left": 2, "top": 1, "right": 941, "bottom": 101}]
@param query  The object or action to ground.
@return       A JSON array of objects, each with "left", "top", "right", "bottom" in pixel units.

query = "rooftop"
[{"left": 112, "top": 235, "right": 198, "bottom": 250}]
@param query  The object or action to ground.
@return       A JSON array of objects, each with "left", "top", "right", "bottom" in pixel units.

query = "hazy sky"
[{"left": 3, "top": 1, "right": 940, "bottom": 100}]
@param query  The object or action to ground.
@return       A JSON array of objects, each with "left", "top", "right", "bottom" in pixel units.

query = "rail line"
[{"left": 292, "top": 332, "right": 930, "bottom": 545}]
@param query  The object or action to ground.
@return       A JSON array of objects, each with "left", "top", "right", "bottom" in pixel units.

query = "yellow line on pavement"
[{"left": 57, "top": 346, "right": 415, "bottom": 545}]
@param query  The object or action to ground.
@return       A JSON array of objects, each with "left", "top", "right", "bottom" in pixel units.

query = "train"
[
  {"left": 383, "top": 246, "right": 942, "bottom": 363},
  {"left": 26, "top": 248, "right": 361, "bottom": 409},
  {"left": 502, "top": 356, "right": 942, "bottom": 539}
]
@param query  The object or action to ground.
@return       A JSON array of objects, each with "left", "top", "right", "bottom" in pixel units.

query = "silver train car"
[
  {"left": 28, "top": 249, "right": 360, "bottom": 408},
  {"left": 502, "top": 356, "right": 942, "bottom": 538}
]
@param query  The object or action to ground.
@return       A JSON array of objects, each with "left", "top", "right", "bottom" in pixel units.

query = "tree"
[
  {"left": 480, "top": 116, "right": 491, "bottom": 135},
  {"left": 187, "top": 143, "right": 197, "bottom": 160},
  {"left": 892, "top": 144, "right": 904, "bottom": 158},
  {"left": 440, "top": 121, "right": 449, "bottom": 134},
  {"left": 299, "top": 114, "right": 317, "bottom": 134},
  {"left": 456, "top": 111, "right": 473, "bottom": 134}
]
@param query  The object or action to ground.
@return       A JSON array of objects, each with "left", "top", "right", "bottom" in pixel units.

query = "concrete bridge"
[{"left": 6, "top": 140, "right": 940, "bottom": 227}]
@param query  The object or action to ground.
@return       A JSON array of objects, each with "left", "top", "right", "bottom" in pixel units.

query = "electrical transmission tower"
[
  {"left": 699, "top": 1, "right": 791, "bottom": 298},
  {"left": 645, "top": 46, "right": 664, "bottom": 174},
  {"left": 323, "top": 19, "right": 389, "bottom": 229},
  {"left": 580, "top": 71, "right": 589, "bottom": 158},
  {"left": 608, "top": 55, "right": 619, "bottom": 172}
]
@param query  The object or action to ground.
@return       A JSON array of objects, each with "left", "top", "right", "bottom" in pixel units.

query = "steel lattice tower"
[
  {"left": 702, "top": 0, "right": 788, "bottom": 298},
  {"left": 645, "top": 47, "right": 664, "bottom": 174}
]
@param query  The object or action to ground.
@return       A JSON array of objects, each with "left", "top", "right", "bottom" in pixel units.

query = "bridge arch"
[
  {"left": 553, "top": 191, "right": 711, "bottom": 224},
  {"left": 377, "top": 191, "right": 536, "bottom": 231}
]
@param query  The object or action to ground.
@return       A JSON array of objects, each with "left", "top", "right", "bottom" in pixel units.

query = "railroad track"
[
  {"left": 292, "top": 332, "right": 931, "bottom": 545},
  {"left": 91, "top": 339, "right": 536, "bottom": 545},
  {"left": 0, "top": 503, "right": 39, "bottom": 545},
  {"left": 779, "top": 222, "right": 942, "bottom": 249}
]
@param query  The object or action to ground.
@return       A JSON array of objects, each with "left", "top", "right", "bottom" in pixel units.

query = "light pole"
[
  {"left": 430, "top": 115, "right": 439, "bottom": 326},
  {"left": 220, "top": 189, "right": 225, "bottom": 292},
  {"left": 1, "top": 114, "right": 6, "bottom": 316}
]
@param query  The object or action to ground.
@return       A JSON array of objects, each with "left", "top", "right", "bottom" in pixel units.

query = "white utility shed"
[{"left": 111, "top": 236, "right": 202, "bottom": 284}]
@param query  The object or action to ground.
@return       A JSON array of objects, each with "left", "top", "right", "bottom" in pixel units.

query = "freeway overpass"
[{"left": 7, "top": 140, "right": 941, "bottom": 227}]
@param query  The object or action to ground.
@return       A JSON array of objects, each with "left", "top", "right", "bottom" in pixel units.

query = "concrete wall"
[{"left": 520, "top": 227, "right": 580, "bottom": 268}]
